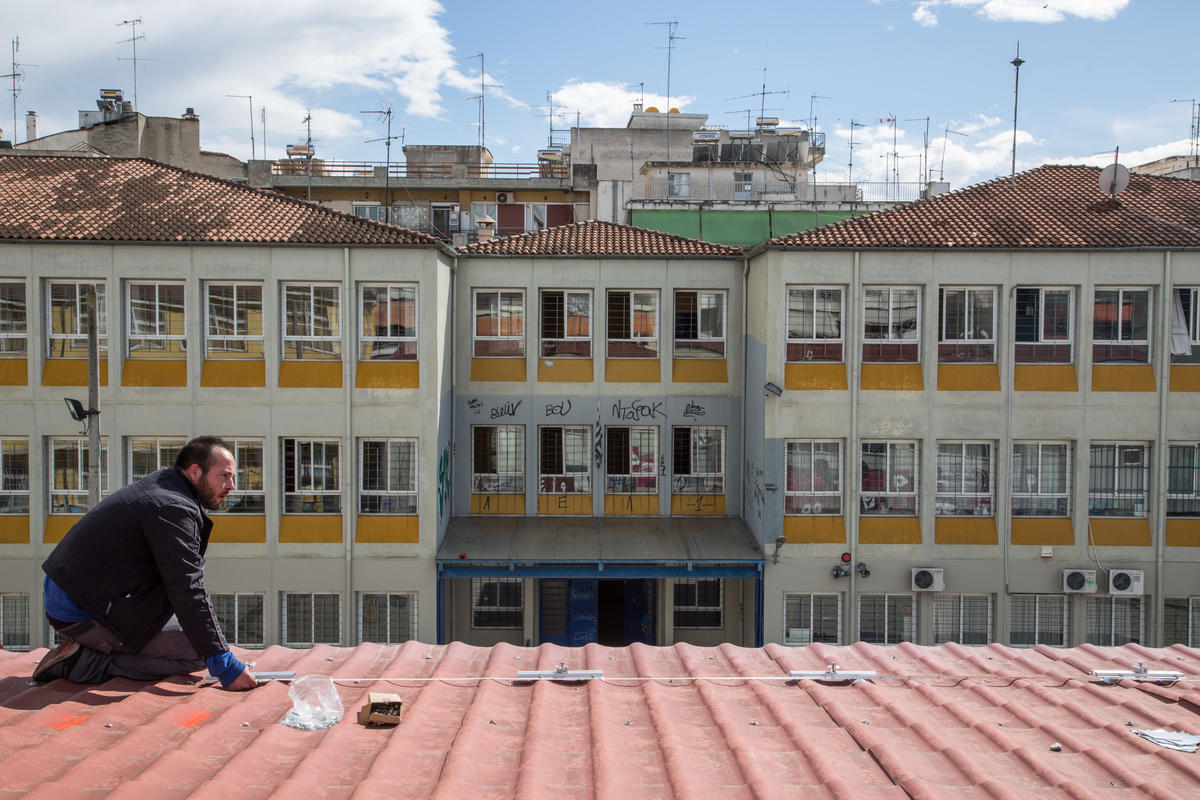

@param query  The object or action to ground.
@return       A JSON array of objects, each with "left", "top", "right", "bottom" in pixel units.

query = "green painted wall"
[{"left": 630, "top": 208, "right": 869, "bottom": 246}]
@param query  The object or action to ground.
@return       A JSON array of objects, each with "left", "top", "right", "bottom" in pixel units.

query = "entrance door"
[{"left": 539, "top": 579, "right": 656, "bottom": 646}]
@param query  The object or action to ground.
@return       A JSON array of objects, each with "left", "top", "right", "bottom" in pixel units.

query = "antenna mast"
[
  {"left": 809, "top": 93, "right": 830, "bottom": 131},
  {"left": 261, "top": 106, "right": 267, "bottom": 160},
  {"left": 939, "top": 124, "right": 967, "bottom": 182},
  {"left": 647, "top": 20, "right": 684, "bottom": 164},
  {"left": 225, "top": 94, "right": 255, "bottom": 159},
  {"left": 467, "top": 52, "right": 486, "bottom": 149},
  {"left": 116, "top": 18, "right": 145, "bottom": 113},
  {"left": 2, "top": 37, "right": 34, "bottom": 144},
  {"left": 1170, "top": 98, "right": 1199, "bottom": 168},
  {"left": 848, "top": 119, "right": 866, "bottom": 185},
  {"left": 361, "top": 104, "right": 401, "bottom": 224},
  {"left": 1010, "top": 42, "right": 1025, "bottom": 185},
  {"left": 907, "top": 116, "right": 930, "bottom": 184},
  {"left": 302, "top": 109, "right": 313, "bottom": 202}
]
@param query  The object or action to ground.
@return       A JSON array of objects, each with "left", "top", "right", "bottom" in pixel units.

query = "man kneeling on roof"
[{"left": 33, "top": 436, "right": 257, "bottom": 690}]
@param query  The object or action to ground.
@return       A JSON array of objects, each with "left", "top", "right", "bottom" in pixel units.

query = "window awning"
[{"left": 436, "top": 516, "right": 764, "bottom": 579}]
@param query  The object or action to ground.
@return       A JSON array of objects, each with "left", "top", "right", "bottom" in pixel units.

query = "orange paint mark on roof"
[{"left": 51, "top": 714, "right": 91, "bottom": 730}]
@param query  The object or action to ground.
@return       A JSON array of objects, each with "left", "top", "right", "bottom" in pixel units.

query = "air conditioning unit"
[
  {"left": 911, "top": 567, "right": 944, "bottom": 592},
  {"left": 1108, "top": 569, "right": 1145, "bottom": 596},
  {"left": 1062, "top": 568, "right": 1097, "bottom": 593},
  {"left": 496, "top": 192, "right": 510, "bottom": 204}
]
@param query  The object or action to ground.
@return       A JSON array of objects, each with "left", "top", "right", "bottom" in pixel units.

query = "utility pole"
[
  {"left": 226, "top": 94, "right": 255, "bottom": 160},
  {"left": 647, "top": 20, "right": 684, "bottom": 165},
  {"left": 1010, "top": 43, "right": 1025, "bottom": 185},
  {"left": 116, "top": 18, "right": 145, "bottom": 113}
]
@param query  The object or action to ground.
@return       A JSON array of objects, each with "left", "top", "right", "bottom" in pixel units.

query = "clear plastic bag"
[{"left": 281, "top": 674, "right": 344, "bottom": 731}]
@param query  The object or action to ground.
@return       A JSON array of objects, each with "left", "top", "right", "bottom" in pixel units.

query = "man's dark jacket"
[{"left": 42, "top": 468, "right": 228, "bottom": 659}]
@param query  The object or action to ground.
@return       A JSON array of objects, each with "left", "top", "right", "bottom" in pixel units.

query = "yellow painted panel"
[
  {"left": 860, "top": 363, "right": 924, "bottom": 391},
  {"left": 202, "top": 359, "right": 266, "bottom": 387},
  {"left": 1165, "top": 519, "right": 1200, "bottom": 546},
  {"left": 42, "top": 359, "right": 109, "bottom": 387},
  {"left": 605, "top": 359, "right": 661, "bottom": 383},
  {"left": 279, "top": 360, "right": 343, "bottom": 388},
  {"left": 672, "top": 358, "right": 728, "bottom": 383},
  {"left": 122, "top": 359, "right": 187, "bottom": 387},
  {"left": 784, "top": 363, "right": 847, "bottom": 391},
  {"left": 670, "top": 495, "right": 727, "bottom": 515},
  {"left": 937, "top": 363, "right": 1001, "bottom": 392},
  {"left": 604, "top": 494, "right": 660, "bottom": 515},
  {"left": 209, "top": 515, "right": 267, "bottom": 544},
  {"left": 538, "top": 495, "right": 594, "bottom": 515},
  {"left": 469, "top": 494, "right": 526, "bottom": 514},
  {"left": 355, "top": 515, "right": 420, "bottom": 543},
  {"left": 278, "top": 515, "right": 344, "bottom": 543},
  {"left": 1013, "top": 364, "right": 1077, "bottom": 392},
  {"left": 858, "top": 516, "right": 922, "bottom": 544},
  {"left": 0, "top": 358, "right": 27, "bottom": 386},
  {"left": 783, "top": 515, "right": 846, "bottom": 544},
  {"left": 470, "top": 358, "right": 527, "bottom": 382},
  {"left": 934, "top": 517, "right": 998, "bottom": 545},
  {"left": 1087, "top": 518, "right": 1152, "bottom": 547},
  {"left": 1091, "top": 364, "right": 1155, "bottom": 393},
  {"left": 1170, "top": 364, "right": 1200, "bottom": 392},
  {"left": 537, "top": 358, "right": 593, "bottom": 383},
  {"left": 44, "top": 514, "right": 83, "bottom": 544},
  {"left": 355, "top": 361, "right": 420, "bottom": 389},
  {"left": 0, "top": 515, "right": 30, "bottom": 544},
  {"left": 1010, "top": 518, "right": 1074, "bottom": 546}
]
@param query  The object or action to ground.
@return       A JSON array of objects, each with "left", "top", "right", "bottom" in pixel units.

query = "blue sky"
[{"left": 3, "top": 1, "right": 1193, "bottom": 188}]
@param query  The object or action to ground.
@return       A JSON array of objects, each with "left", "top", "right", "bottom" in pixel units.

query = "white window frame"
[
  {"left": 126, "top": 281, "right": 186, "bottom": 357},
  {"left": 0, "top": 438, "right": 30, "bottom": 514},
  {"left": 1009, "top": 594, "right": 1068, "bottom": 647},
  {"left": 1164, "top": 597, "right": 1200, "bottom": 647},
  {"left": 0, "top": 593, "right": 31, "bottom": 651},
  {"left": 127, "top": 437, "right": 185, "bottom": 483},
  {"left": 933, "top": 594, "right": 993, "bottom": 645},
  {"left": 671, "top": 425, "right": 725, "bottom": 495},
  {"left": 858, "top": 593, "right": 915, "bottom": 644},
  {"left": 539, "top": 289, "right": 592, "bottom": 358},
  {"left": 0, "top": 280, "right": 28, "bottom": 356},
  {"left": 860, "top": 440, "right": 918, "bottom": 516},
  {"left": 1085, "top": 595, "right": 1144, "bottom": 646},
  {"left": 673, "top": 289, "right": 727, "bottom": 358},
  {"left": 667, "top": 171, "right": 691, "bottom": 198},
  {"left": 358, "top": 592, "right": 418, "bottom": 644},
  {"left": 1014, "top": 286, "right": 1074, "bottom": 363},
  {"left": 281, "top": 282, "right": 341, "bottom": 361},
  {"left": 212, "top": 592, "right": 266, "bottom": 648},
  {"left": 280, "top": 592, "right": 342, "bottom": 647},
  {"left": 352, "top": 202, "right": 384, "bottom": 222},
  {"left": 1174, "top": 287, "right": 1200, "bottom": 355},
  {"left": 358, "top": 438, "right": 418, "bottom": 515},
  {"left": 48, "top": 436, "right": 108, "bottom": 514},
  {"left": 471, "top": 578, "right": 523, "bottom": 629},
  {"left": 1088, "top": 442, "right": 1149, "bottom": 518},
  {"left": 1011, "top": 441, "right": 1072, "bottom": 517},
  {"left": 46, "top": 280, "right": 107, "bottom": 358},
  {"left": 862, "top": 286, "right": 920, "bottom": 362},
  {"left": 538, "top": 425, "right": 592, "bottom": 495},
  {"left": 359, "top": 283, "right": 418, "bottom": 362},
  {"left": 472, "top": 289, "right": 525, "bottom": 358},
  {"left": 783, "top": 593, "right": 842, "bottom": 645},
  {"left": 1167, "top": 443, "right": 1200, "bottom": 517},
  {"left": 204, "top": 282, "right": 263, "bottom": 359},
  {"left": 606, "top": 290, "right": 659, "bottom": 358},
  {"left": 211, "top": 438, "right": 265, "bottom": 515},
  {"left": 785, "top": 286, "right": 844, "bottom": 363},
  {"left": 605, "top": 425, "right": 658, "bottom": 495},
  {"left": 935, "top": 441, "right": 994, "bottom": 517},
  {"left": 938, "top": 287, "right": 996, "bottom": 363},
  {"left": 1092, "top": 287, "right": 1152, "bottom": 364},
  {"left": 282, "top": 438, "right": 341, "bottom": 514},
  {"left": 471, "top": 425, "right": 525, "bottom": 495},
  {"left": 784, "top": 439, "right": 842, "bottom": 515},
  {"left": 673, "top": 578, "right": 723, "bottom": 629}
]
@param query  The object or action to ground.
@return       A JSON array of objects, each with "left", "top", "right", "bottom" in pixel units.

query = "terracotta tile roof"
[
  {"left": 767, "top": 165, "right": 1200, "bottom": 250},
  {"left": 458, "top": 219, "right": 743, "bottom": 256},
  {"left": 0, "top": 155, "right": 442, "bottom": 246},
  {"left": 4, "top": 641, "right": 1199, "bottom": 797}
]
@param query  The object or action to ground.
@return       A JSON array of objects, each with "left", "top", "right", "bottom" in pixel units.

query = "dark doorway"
[
  {"left": 539, "top": 579, "right": 656, "bottom": 646},
  {"left": 597, "top": 580, "right": 624, "bottom": 645}
]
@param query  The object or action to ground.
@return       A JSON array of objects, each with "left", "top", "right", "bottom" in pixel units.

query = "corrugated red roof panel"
[
  {"left": 3, "top": 641, "right": 1198, "bottom": 797},
  {"left": 458, "top": 220, "right": 743, "bottom": 257},
  {"left": 0, "top": 155, "right": 442, "bottom": 246},
  {"left": 767, "top": 165, "right": 1200, "bottom": 250}
]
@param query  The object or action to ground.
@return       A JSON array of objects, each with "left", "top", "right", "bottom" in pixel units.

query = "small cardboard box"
[{"left": 358, "top": 692, "right": 404, "bottom": 726}]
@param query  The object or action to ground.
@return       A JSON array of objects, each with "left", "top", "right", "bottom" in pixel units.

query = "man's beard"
[{"left": 196, "top": 479, "right": 225, "bottom": 510}]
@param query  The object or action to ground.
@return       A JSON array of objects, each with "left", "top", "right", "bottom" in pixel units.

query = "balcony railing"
[
  {"left": 271, "top": 160, "right": 568, "bottom": 179},
  {"left": 633, "top": 178, "right": 925, "bottom": 204}
]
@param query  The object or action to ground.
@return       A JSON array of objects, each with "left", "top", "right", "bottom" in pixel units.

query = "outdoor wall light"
[
  {"left": 64, "top": 397, "right": 89, "bottom": 422},
  {"left": 764, "top": 382, "right": 783, "bottom": 398},
  {"left": 856, "top": 562, "right": 871, "bottom": 578},
  {"left": 830, "top": 564, "right": 850, "bottom": 579},
  {"left": 772, "top": 535, "right": 786, "bottom": 564}
]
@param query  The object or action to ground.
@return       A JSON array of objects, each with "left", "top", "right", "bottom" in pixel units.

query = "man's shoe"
[{"left": 32, "top": 639, "right": 81, "bottom": 683}]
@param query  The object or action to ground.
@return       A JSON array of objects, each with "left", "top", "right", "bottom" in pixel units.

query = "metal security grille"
[
  {"left": 783, "top": 593, "right": 841, "bottom": 645},
  {"left": 212, "top": 593, "right": 265, "bottom": 647},
  {"left": 673, "top": 578, "right": 723, "bottom": 629},
  {"left": 1167, "top": 444, "right": 1200, "bottom": 516},
  {"left": 606, "top": 290, "right": 658, "bottom": 358},
  {"left": 48, "top": 437, "right": 109, "bottom": 514},
  {"left": 358, "top": 593, "right": 418, "bottom": 644},
  {"left": 1164, "top": 597, "right": 1200, "bottom": 646},
  {"left": 935, "top": 442, "right": 994, "bottom": 517},
  {"left": 938, "top": 287, "right": 996, "bottom": 363},
  {"left": 471, "top": 579, "right": 523, "bottom": 629},
  {"left": 1009, "top": 594, "right": 1068, "bottom": 647},
  {"left": 860, "top": 441, "right": 918, "bottom": 516},
  {"left": 280, "top": 592, "right": 341, "bottom": 647},
  {"left": 359, "top": 284, "right": 417, "bottom": 361},
  {"left": 48, "top": 281, "right": 108, "bottom": 357},
  {"left": 1086, "top": 596, "right": 1144, "bottom": 646},
  {"left": 282, "top": 283, "right": 341, "bottom": 360},
  {"left": 784, "top": 440, "right": 842, "bottom": 515},
  {"left": 127, "top": 282, "right": 186, "bottom": 357},
  {"left": 215, "top": 439, "right": 265, "bottom": 514},
  {"left": 538, "top": 426, "right": 592, "bottom": 494},
  {"left": 205, "top": 282, "right": 264, "bottom": 358},
  {"left": 539, "top": 290, "right": 591, "bottom": 357},
  {"left": 359, "top": 439, "right": 417, "bottom": 513},
  {"left": 785, "top": 287, "right": 843, "bottom": 362},
  {"left": 858, "top": 594, "right": 915, "bottom": 644},
  {"left": 0, "top": 281, "right": 27, "bottom": 355},
  {"left": 0, "top": 593, "right": 30, "bottom": 650},
  {"left": 282, "top": 438, "right": 341, "bottom": 513},
  {"left": 0, "top": 438, "right": 30, "bottom": 514},
  {"left": 472, "top": 426, "right": 524, "bottom": 494},
  {"left": 128, "top": 438, "right": 185, "bottom": 483},
  {"left": 933, "top": 594, "right": 993, "bottom": 645},
  {"left": 671, "top": 426, "right": 725, "bottom": 494},
  {"left": 605, "top": 426, "right": 657, "bottom": 494},
  {"left": 1088, "top": 443, "right": 1149, "bottom": 517},
  {"left": 673, "top": 290, "right": 725, "bottom": 358}
]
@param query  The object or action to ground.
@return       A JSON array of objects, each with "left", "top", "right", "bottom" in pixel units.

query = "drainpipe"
[
  {"left": 344, "top": 247, "right": 354, "bottom": 644},
  {"left": 1154, "top": 251, "right": 1171, "bottom": 646},
  {"left": 1002, "top": 285, "right": 1018, "bottom": 598},
  {"left": 740, "top": 255, "right": 753, "bottom": 642},
  {"left": 442, "top": 252, "right": 458, "bottom": 644},
  {"left": 847, "top": 251, "right": 861, "bottom": 642}
]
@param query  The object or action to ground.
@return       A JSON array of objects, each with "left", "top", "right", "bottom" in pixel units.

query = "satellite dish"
[{"left": 1098, "top": 163, "right": 1130, "bottom": 197}]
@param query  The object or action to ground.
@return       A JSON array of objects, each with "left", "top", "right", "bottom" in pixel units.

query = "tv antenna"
[
  {"left": 809, "top": 93, "right": 831, "bottom": 131},
  {"left": 116, "top": 18, "right": 146, "bottom": 113},
  {"left": 1010, "top": 42, "right": 1025, "bottom": 185},
  {"left": 879, "top": 114, "right": 898, "bottom": 190},
  {"left": 647, "top": 19, "right": 684, "bottom": 163},
  {"left": 727, "top": 68, "right": 788, "bottom": 123},
  {"left": 939, "top": 124, "right": 967, "bottom": 182},
  {"left": 1170, "top": 98, "right": 1199, "bottom": 168},
  {"left": 301, "top": 109, "right": 315, "bottom": 201},
  {"left": 726, "top": 108, "right": 755, "bottom": 133},
  {"left": 261, "top": 106, "right": 268, "bottom": 160},
  {"left": 466, "top": 52, "right": 495, "bottom": 150},
  {"left": 225, "top": 94, "right": 255, "bottom": 159},
  {"left": 847, "top": 119, "right": 867, "bottom": 184},
  {"left": 906, "top": 116, "right": 930, "bottom": 184},
  {"left": 2, "top": 37, "right": 36, "bottom": 145},
  {"left": 361, "top": 104, "right": 402, "bottom": 224}
]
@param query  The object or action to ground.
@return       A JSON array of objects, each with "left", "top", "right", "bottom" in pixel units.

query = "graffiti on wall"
[
  {"left": 437, "top": 445, "right": 452, "bottom": 517},
  {"left": 612, "top": 398, "right": 663, "bottom": 421}
]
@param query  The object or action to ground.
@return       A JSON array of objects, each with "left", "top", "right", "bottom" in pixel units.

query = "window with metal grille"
[
  {"left": 605, "top": 426, "right": 657, "bottom": 494},
  {"left": 1164, "top": 597, "right": 1200, "bottom": 647},
  {"left": 126, "top": 282, "right": 185, "bottom": 358},
  {"left": 358, "top": 593, "right": 418, "bottom": 643},
  {"left": 1089, "top": 443, "right": 1149, "bottom": 517},
  {"left": 1009, "top": 594, "right": 1068, "bottom": 647},
  {"left": 538, "top": 426, "right": 592, "bottom": 494},
  {"left": 47, "top": 280, "right": 107, "bottom": 358},
  {"left": 1085, "top": 595, "right": 1143, "bottom": 646},
  {"left": 786, "top": 287, "right": 843, "bottom": 362},
  {"left": 0, "top": 281, "right": 27, "bottom": 355},
  {"left": 673, "top": 578, "right": 723, "bottom": 629},
  {"left": 127, "top": 437, "right": 185, "bottom": 483},
  {"left": 359, "top": 284, "right": 417, "bottom": 361},
  {"left": 48, "top": 437, "right": 108, "bottom": 514},
  {"left": 353, "top": 203, "right": 385, "bottom": 222},
  {"left": 607, "top": 290, "right": 658, "bottom": 358},
  {"left": 1011, "top": 441, "right": 1071, "bottom": 517},
  {"left": 472, "top": 425, "right": 524, "bottom": 495},
  {"left": 359, "top": 439, "right": 417, "bottom": 514},
  {"left": 473, "top": 289, "right": 524, "bottom": 357},
  {"left": 471, "top": 578, "right": 523, "bottom": 629},
  {"left": 212, "top": 593, "right": 265, "bottom": 648},
  {"left": 205, "top": 282, "right": 264, "bottom": 359},
  {"left": 0, "top": 593, "right": 30, "bottom": 651},
  {"left": 1171, "top": 287, "right": 1200, "bottom": 364},
  {"left": 1167, "top": 443, "right": 1200, "bottom": 517},
  {"left": 933, "top": 594, "right": 992, "bottom": 645},
  {"left": 938, "top": 287, "right": 995, "bottom": 363},
  {"left": 213, "top": 439, "right": 265, "bottom": 514},
  {"left": 673, "top": 290, "right": 726, "bottom": 358},
  {"left": 783, "top": 593, "right": 841, "bottom": 644},
  {"left": 667, "top": 172, "right": 691, "bottom": 198},
  {"left": 784, "top": 440, "right": 842, "bottom": 515},
  {"left": 1092, "top": 288, "right": 1150, "bottom": 363},
  {"left": 281, "top": 283, "right": 341, "bottom": 360},
  {"left": 862, "top": 287, "right": 919, "bottom": 363},
  {"left": 935, "top": 441, "right": 993, "bottom": 516},
  {"left": 860, "top": 441, "right": 918, "bottom": 515},
  {"left": 672, "top": 426, "right": 725, "bottom": 494},
  {"left": 0, "top": 438, "right": 29, "bottom": 514},
  {"left": 282, "top": 438, "right": 341, "bottom": 513},
  {"left": 1014, "top": 287, "right": 1073, "bottom": 363},
  {"left": 280, "top": 592, "right": 341, "bottom": 646},
  {"left": 540, "top": 290, "right": 591, "bottom": 357},
  {"left": 858, "top": 594, "right": 915, "bottom": 644}
]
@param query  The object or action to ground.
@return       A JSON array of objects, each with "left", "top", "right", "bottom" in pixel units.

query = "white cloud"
[
  {"left": 913, "top": 6, "right": 939, "bottom": 26},
  {"left": 1051, "top": 138, "right": 1194, "bottom": 169},
  {"left": 912, "top": 0, "right": 1129, "bottom": 26},
  {"left": 549, "top": 80, "right": 695, "bottom": 128}
]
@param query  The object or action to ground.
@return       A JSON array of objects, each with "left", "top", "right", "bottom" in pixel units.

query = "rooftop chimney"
[
  {"left": 25, "top": 111, "right": 38, "bottom": 142},
  {"left": 182, "top": 108, "right": 198, "bottom": 120}
]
